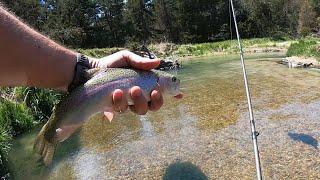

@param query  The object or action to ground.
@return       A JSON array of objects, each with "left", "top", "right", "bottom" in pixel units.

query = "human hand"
[{"left": 89, "top": 50, "right": 164, "bottom": 116}]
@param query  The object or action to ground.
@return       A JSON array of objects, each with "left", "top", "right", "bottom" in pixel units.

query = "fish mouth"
[{"left": 174, "top": 93, "right": 183, "bottom": 99}]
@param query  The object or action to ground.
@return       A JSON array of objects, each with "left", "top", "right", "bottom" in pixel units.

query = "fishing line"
[{"left": 229, "top": 0, "right": 263, "bottom": 179}]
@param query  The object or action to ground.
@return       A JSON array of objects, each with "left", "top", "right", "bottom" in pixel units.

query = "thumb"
[
  {"left": 131, "top": 58, "right": 160, "bottom": 70},
  {"left": 124, "top": 51, "right": 160, "bottom": 70}
]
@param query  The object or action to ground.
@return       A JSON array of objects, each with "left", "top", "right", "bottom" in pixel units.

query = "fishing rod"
[{"left": 229, "top": 0, "right": 263, "bottom": 179}]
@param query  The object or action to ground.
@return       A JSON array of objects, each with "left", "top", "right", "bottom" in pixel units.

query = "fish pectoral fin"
[{"left": 104, "top": 111, "right": 115, "bottom": 122}]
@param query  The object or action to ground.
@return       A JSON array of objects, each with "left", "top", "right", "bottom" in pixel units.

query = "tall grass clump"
[
  {"left": 14, "top": 87, "right": 61, "bottom": 121},
  {"left": 0, "top": 98, "right": 35, "bottom": 178},
  {"left": 287, "top": 39, "right": 320, "bottom": 59},
  {"left": 0, "top": 87, "right": 61, "bottom": 178},
  {"left": 173, "top": 38, "right": 287, "bottom": 57},
  {"left": 0, "top": 126, "right": 11, "bottom": 178}
]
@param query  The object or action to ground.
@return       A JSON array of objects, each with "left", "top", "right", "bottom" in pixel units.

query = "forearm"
[{"left": 0, "top": 6, "right": 76, "bottom": 90}]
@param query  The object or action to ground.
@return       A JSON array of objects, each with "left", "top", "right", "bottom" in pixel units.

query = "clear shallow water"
[{"left": 8, "top": 53, "right": 320, "bottom": 179}]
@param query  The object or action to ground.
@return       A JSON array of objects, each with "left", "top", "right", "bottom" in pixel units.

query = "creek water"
[{"left": 8, "top": 53, "right": 320, "bottom": 179}]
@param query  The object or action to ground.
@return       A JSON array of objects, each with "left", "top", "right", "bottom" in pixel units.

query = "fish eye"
[{"left": 172, "top": 77, "right": 177, "bottom": 82}]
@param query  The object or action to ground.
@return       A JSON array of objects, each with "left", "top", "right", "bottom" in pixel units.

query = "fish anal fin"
[{"left": 104, "top": 111, "right": 114, "bottom": 122}]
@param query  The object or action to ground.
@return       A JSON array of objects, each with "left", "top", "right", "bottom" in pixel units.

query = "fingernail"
[
  {"left": 131, "top": 86, "right": 142, "bottom": 97},
  {"left": 155, "top": 91, "right": 161, "bottom": 100}
]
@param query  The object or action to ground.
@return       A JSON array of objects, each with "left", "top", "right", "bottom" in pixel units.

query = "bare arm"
[{"left": 0, "top": 6, "right": 76, "bottom": 90}]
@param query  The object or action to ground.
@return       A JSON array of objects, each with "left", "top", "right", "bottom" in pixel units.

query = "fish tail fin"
[
  {"left": 34, "top": 114, "right": 58, "bottom": 166},
  {"left": 34, "top": 121, "right": 57, "bottom": 166}
]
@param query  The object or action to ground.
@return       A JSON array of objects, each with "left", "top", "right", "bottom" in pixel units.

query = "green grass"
[
  {"left": 78, "top": 38, "right": 292, "bottom": 58},
  {"left": 286, "top": 39, "right": 320, "bottom": 59},
  {"left": 0, "top": 87, "right": 60, "bottom": 178},
  {"left": 173, "top": 38, "right": 291, "bottom": 57},
  {"left": 0, "top": 98, "right": 35, "bottom": 178},
  {"left": 77, "top": 47, "right": 125, "bottom": 58}
]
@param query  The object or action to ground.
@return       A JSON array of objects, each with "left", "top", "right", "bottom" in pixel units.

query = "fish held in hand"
[{"left": 33, "top": 68, "right": 181, "bottom": 166}]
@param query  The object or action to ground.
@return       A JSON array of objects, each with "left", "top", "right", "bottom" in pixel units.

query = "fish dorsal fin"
[{"left": 84, "top": 68, "right": 102, "bottom": 79}]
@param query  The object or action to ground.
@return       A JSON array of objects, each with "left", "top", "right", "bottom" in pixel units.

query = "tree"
[
  {"left": 298, "top": 0, "right": 317, "bottom": 36},
  {"left": 1, "top": 0, "right": 43, "bottom": 30},
  {"left": 93, "top": 0, "right": 126, "bottom": 47},
  {"left": 125, "top": 0, "right": 155, "bottom": 43},
  {"left": 153, "top": 0, "right": 176, "bottom": 42}
]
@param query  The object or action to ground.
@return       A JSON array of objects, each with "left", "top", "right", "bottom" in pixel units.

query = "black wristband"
[{"left": 68, "top": 54, "right": 92, "bottom": 92}]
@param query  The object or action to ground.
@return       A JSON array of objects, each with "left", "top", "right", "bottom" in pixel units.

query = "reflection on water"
[{"left": 8, "top": 53, "right": 320, "bottom": 179}]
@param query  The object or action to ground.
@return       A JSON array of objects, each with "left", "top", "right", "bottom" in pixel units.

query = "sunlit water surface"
[{"left": 8, "top": 53, "right": 320, "bottom": 179}]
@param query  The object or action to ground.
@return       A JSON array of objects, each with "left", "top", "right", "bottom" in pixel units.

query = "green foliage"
[
  {"left": 0, "top": 99, "right": 35, "bottom": 136},
  {"left": 0, "top": 87, "right": 60, "bottom": 178},
  {"left": 1, "top": 0, "right": 43, "bottom": 30},
  {"left": 125, "top": 0, "right": 154, "bottom": 43},
  {"left": 298, "top": 0, "right": 317, "bottom": 37},
  {"left": 77, "top": 38, "right": 290, "bottom": 58},
  {"left": 0, "top": 98, "right": 36, "bottom": 178},
  {"left": 1, "top": 0, "right": 311, "bottom": 48},
  {"left": 13, "top": 87, "right": 61, "bottom": 122},
  {"left": 0, "top": 125, "right": 11, "bottom": 177},
  {"left": 0, "top": 127, "right": 10, "bottom": 155},
  {"left": 78, "top": 48, "right": 125, "bottom": 58},
  {"left": 172, "top": 38, "right": 287, "bottom": 57},
  {"left": 286, "top": 39, "right": 320, "bottom": 59}
]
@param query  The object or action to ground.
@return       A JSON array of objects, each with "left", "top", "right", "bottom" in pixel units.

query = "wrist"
[
  {"left": 67, "top": 54, "right": 92, "bottom": 92},
  {"left": 88, "top": 57, "right": 100, "bottom": 68}
]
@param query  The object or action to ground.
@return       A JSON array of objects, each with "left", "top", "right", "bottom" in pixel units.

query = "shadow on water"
[
  {"left": 163, "top": 161, "right": 208, "bottom": 180},
  {"left": 288, "top": 132, "right": 319, "bottom": 149}
]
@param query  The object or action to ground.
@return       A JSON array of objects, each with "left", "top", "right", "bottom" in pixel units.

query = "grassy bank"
[
  {"left": 0, "top": 88, "right": 60, "bottom": 178},
  {"left": 77, "top": 38, "right": 293, "bottom": 59},
  {"left": 286, "top": 38, "right": 320, "bottom": 60}
]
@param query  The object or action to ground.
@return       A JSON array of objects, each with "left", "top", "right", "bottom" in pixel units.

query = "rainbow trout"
[{"left": 34, "top": 68, "right": 181, "bottom": 165}]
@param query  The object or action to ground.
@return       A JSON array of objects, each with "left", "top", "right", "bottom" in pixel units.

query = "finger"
[
  {"left": 122, "top": 50, "right": 160, "bottom": 70},
  {"left": 129, "top": 86, "right": 148, "bottom": 115},
  {"left": 98, "top": 50, "right": 160, "bottom": 70},
  {"left": 112, "top": 89, "right": 128, "bottom": 113},
  {"left": 98, "top": 51, "right": 129, "bottom": 68},
  {"left": 149, "top": 90, "right": 163, "bottom": 111}
]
